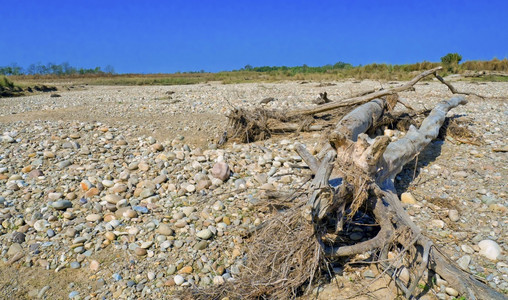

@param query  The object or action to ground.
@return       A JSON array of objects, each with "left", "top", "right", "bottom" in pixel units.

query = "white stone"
[
  {"left": 173, "top": 275, "right": 184, "bottom": 285},
  {"left": 478, "top": 239, "right": 502, "bottom": 260}
]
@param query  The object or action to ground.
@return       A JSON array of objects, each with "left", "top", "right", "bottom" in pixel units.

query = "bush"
[
  {"left": 441, "top": 53, "right": 462, "bottom": 72},
  {"left": 0, "top": 76, "right": 14, "bottom": 88}
]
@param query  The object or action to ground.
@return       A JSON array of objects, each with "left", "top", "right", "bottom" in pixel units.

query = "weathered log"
[
  {"left": 376, "top": 96, "right": 466, "bottom": 186},
  {"left": 289, "top": 67, "right": 442, "bottom": 117}
]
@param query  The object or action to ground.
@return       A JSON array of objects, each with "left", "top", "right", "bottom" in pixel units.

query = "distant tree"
[
  {"left": 244, "top": 64, "right": 253, "bottom": 71},
  {"left": 441, "top": 53, "right": 462, "bottom": 72},
  {"left": 441, "top": 53, "right": 462, "bottom": 65},
  {"left": 104, "top": 65, "right": 115, "bottom": 74}
]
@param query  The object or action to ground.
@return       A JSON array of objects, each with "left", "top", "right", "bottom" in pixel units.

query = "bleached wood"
[
  {"left": 376, "top": 96, "right": 467, "bottom": 184},
  {"left": 290, "top": 67, "right": 442, "bottom": 117}
]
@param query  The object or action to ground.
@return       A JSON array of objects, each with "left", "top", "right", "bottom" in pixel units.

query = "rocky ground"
[{"left": 0, "top": 80, "right": 506, "bottom": 299}]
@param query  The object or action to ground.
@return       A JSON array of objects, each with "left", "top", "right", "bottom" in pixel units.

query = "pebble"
[
  {"left": 478, "top": 240, "right": 502, "bottom": 260},
  {"left": 68, "top": 291, "right": 79, "bottom": 299},
  {"left": 401, "top": 192, "right": 417, "bottom": 204},
  {"left": 86, "top": 214, "right": 102, "bottom": 222},
  {"left": 135, "top": 247, "right": 147, "bottom": 256},
  {"left": 112, "top": 273, "right": 122, "bottom": 281},
  {"left": 52, "top": 200, "right": 73, "bottom": 210},
  {"left": 211, "top": 162, "right": 231, "bottom": 181},
  {"left": 157, "top": 224, "right": 174, "bottom": 236},
  {"left": 457, "top": 255, "right": 471, "bottom": 270},
  {"left": 448, "top": 209, "right": 459, "bottom": 222},
  {"left": 174, "top": 275, "right": 185, "bottom": 285},
  {"left": 196, "top": 229, "right": 213, "bottom": 240},
  {"left": 445, "top": 287, "right": 459, "bottom": 297}
]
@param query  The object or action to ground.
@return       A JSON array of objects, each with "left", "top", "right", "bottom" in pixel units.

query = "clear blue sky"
[{"left": 1, "top": 0, "right": 507, "bottom": 73}]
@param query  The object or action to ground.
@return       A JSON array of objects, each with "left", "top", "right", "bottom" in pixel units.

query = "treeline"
[
  {"left": 234, "top": 57, "right": 508, "bottom": 76},
  {"left": 0, "top": 62, "right": 115, "bottom": 76},
  {"left": 236, "top": 61, "right": 353, "bottom": 74}
]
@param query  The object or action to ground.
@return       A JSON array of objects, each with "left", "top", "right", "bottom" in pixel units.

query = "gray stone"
[
  {"left": 457, "top": 255, "right": 471, "bottom": 270},
  {"left": 52, "top": 200, "right": 73, "bottom": 210}
]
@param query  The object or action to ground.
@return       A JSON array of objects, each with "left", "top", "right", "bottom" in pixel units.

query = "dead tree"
[
  {"left": 194, "top": 68, "right": 502, "bottom": 299},
  {"left": 295, "top": 96, "right": 505, "bottom": 299}
]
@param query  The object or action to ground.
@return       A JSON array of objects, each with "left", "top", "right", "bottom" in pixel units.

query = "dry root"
[
  {"left": 185, "top": 199, "right": 326, "bottom": 300},
  {"left": 226, "top": 108, "right": 289, "bottom": 143}
]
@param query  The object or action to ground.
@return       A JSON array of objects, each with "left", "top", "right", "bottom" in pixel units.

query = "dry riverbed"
[{"left": 0, "top": 80, "right": 506, "bottom": 299}]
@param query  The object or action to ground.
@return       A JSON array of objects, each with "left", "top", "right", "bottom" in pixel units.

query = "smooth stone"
[
  {"left": 48, "top": 192, "right": 63, "bottom": 200},
  {"left": 133, "top": 206, "right": 149, "bottom": 214},
  {"left": 196, "top": 229, "right": 213, "bottom": 240},
  {"left": 135, "top": 247, "right": 147, "bottom": 256},
  {"left": 461, "top": 244, "right": 475, "bottom": 254},
  {"left": 58, "top": 160, "right": 72, "bottom": 168},
  {"left": 147, "top": 271, "right": 156, "bottom": 280},
  {"left": 89, "top": 260, "right": 100, "bottom": 272},
  {"left": 431, "top": 219, "right": 445, "bottom": 229},
  {"left": 52, "top": 200, "right": 72, "bottom": 210},
  {"left": 186, "top": 184, "right": 196, "bottom": 193},
  {"left": 173, "top": 275, "right": 184, "bottom": 285},
  {"left": 28, "top": 169, "right": 44, "bottom": 178},
  {"left": 401, "top": 192, "right": 417, "bottom": 204},
  {"left": 101, "top": 180, "right": 114, "bottom": 187},
  {"left": 182, "top": 206, "right": 196, "bottom": 217},
  {"left": 452, "top": 171, "right": 468, "bottom": 178},
  {"left": 448, "top": 209, "right": 459, "bottom": 222},
  {"left": 157, "top": 224, "right": 174, "bottom": 236},
  {"left": 86, "top": 214, "right": 102, "bottom": 222},
  {"left": 478, "top": 240, "right": 502, "bottom": 260},
  {"left": 445, "top": 287, "right": 459, "bottom": 297},
  {"left": 139, "top": 189, "right": 154, "bottom": 199},
  {"left": 69, "top": 291, "right": 79, "bottom": 299},
  {"left": 211, "top": 162, "right": 230, "bottom": 181},
  {"left": 457, "top": 255, "right": 471, "bottom": 270},
  {"left": 140, "top": 241, "right": 153, "bottom": 249},
  {"left": 112, "top": 273, "right": 122, "bottom": 281},
  {"left": 47, "top": 229, "right": 55, "bottom": 238},
  {"left": 70, "top": 261, "right": 81, "bottom": 269},
  {"left": 12, "top": 231, "right": 26, "bottom": 243},
  {"left": 7, "top": 243, "right": 22, "bottom": 256},
  {"left": 104, "top": 232, "right": 116, "bottom": 241},
  {"left": 194, "top": 240, "right": 208, "bottom": 250},
  {"left": 104, "top": 194, "right": 121, "bottom": 204},
  {"left": 123, "top": 209, "right": 137, "bottom": 218},
  {"left": 153, "top": 175, "right": 167, "bottom": 184},
  {"left": 34, "top": 220, "right": 48, "bottom": 232}
]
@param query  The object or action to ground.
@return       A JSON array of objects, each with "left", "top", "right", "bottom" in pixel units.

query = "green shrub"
[
  {"left": 441, "top": 53, "right": 463, "bottom": 72},
  {"left": 0, "top": 76, "right": 14, "bottom": 88}
]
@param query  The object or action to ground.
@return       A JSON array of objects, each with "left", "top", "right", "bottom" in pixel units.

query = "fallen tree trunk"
[{"left": 288, "top": 66, "right": 443, "bottom": 117}]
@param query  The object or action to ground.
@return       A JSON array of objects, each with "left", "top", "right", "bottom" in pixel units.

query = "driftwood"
[
  {"left": 225, "top": 66, "right": 487, "bottom": 143},
  {"left": 288, "top": 66, "right": 443, "bottom": 117},
  {"left": 312, "top": 92, "right": 332, "bottom": 105},
  {"left": 295, "top": 95, "right": 506, "bottom": 299}
]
